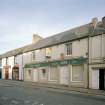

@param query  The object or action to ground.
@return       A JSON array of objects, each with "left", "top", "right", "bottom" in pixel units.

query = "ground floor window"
[
  {"left": 39, "top": 68, "right": 47, "bottom": 79},
  {"left": 71, "top": 65, "right": 84, "bottom": 82},
  {"left": 49, "top": 66, "right": 58, "bottom": 81}
]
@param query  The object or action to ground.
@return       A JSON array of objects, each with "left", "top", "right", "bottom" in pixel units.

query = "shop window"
[
  {"left": 50, "top": 67, "right": 58, "bottom": 81},
  {"left": 66, "top": 43, "right": 72, "bottom": 55},
  {"left": 71, "top": 65, "right": 84, "bottom": 82},
  {"left": 42, "top": 69, "right": 46, "bottom": 78}
]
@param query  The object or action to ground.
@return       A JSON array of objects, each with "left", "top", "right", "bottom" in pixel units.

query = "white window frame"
[
  {"left": 65, "top": 43, "right": 72, "bottom": 56},
  {"left": 71, "top": 65, "right": 84, "bottom": 82},
  {"left": 32, "top": 51, "right": 35, "bottom": 61}
]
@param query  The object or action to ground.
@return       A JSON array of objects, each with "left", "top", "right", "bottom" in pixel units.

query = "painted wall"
[
  {"left": 48, "top": 38, "right": 88, "bottom": 61},
  {"left": 51, "top": 44, "right": 65, "bottom": 60},
  {"left": 15, "top": 54, "right": 23, "bottom": 80},
  {"left": 23, "top": 52, "right": 32, "bottom": 66},
  {"left": 1, "top": 58, "right": 6, "bottom": 79},
  {"left": 35, "top": 49, "right": 46, "bottom": 62},
  {"left": 8, "top": 56, "right": 14, "bottom": 79},
  {"left": 89, "top": 34, "right": 105, "bottom": 63},
  {"left": 72, "top": 38, "right": 88, "bottom": 57}
]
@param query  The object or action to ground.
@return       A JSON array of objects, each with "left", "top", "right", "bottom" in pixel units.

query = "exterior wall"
[
  {"left": 72, "top": 38, "right": 88, "bottom": 57},
  {"left": 35, "top": 49, "right": 46, "bottom": 62},
  {"left": 89, "top": 34, "right": 105, "bottom": 90},
  {"left": 89, "top": 34, "right": 105, "bottom": 63},
  {"left": 8, "top": 56, "right": 14, "bottom": 79},
  {"left": 49, "top": 38, "right": 88, "bottom": 60},
  {"left": 51, "top": 44, "right": 65, "bottom": 60},
  {"left": 2, "top": 58, "right": 6, "bottom": 79},
  {"left": 15, "top": 54, "right": 23, "bottom": 80},
  {"left": 23, "top": 52, "right": 32, "bottom": 66}
]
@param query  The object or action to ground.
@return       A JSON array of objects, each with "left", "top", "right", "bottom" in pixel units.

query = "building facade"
[{"left": 0, "top": 17, "right": 105, "bottom": 90}]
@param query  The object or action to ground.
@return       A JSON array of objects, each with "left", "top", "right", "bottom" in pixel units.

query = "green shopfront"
[{"left": 24, "top": 58, "right": 88, "bottom": 88}]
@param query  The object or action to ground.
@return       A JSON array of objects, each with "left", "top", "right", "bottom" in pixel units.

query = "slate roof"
[{"left": 0, "top": 21, "right": 105, "bottom": 59}]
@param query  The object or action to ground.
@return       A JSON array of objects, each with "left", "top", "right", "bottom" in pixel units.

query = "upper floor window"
[
  {"left": 66, "top": 43, "right": 72, "bottom": 55},
  {"left": 6, "top": 58, "right": 9, "bottom": 65},
  {"left": 32, "top": 51, "right": 35, "bottom": 61},
  {"left": 46, "top": 48, "right": 52, "bottom": 57}
]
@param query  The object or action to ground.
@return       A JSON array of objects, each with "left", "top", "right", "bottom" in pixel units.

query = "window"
[
  {"left": 32, "top": 51, "right": 35, "bottom": 61},
  {"left": 6, "top": 58, "right": 9, "bottom": 65},
  {"left": 71, "top": 65, "right": 84, "bottom": 82},
  {"left": 66, "top": 43, "right": 72, "bottom": 55},
  {"left": 46, "top": 48, "right": 52, "bottom": 57},
  {"left": 41, "top": 69, "right": 47, "bottom": 78}
]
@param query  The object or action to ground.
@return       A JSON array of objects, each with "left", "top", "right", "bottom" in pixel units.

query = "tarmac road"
[{"left": 0, "top": 80, "right": 105, "bottom": 105}]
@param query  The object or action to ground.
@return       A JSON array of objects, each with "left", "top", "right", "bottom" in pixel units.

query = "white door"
[
  {"left": 32, "top": 69, "right": 38, "bottom": 82},
  {"left": 60, "top": 66, "right": 69, "bottom": 85},
  {"left": 92, "top": 70, "right": 99, "bottom": 89}
]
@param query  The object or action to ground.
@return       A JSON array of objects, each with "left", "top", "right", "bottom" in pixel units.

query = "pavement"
[{"left": 0, "top": 79, "right": 105, "bottom": 97}]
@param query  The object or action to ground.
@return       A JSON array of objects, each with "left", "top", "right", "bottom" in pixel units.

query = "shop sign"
[{"left": 24, "top": 58, "right": 87, "bottom": 68}]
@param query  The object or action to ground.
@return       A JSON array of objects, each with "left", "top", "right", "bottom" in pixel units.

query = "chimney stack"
[
  {"left": 91, "top": 17, "right": 98, "bottom": 29},
  {"left": 32, "top": 33, "right": 42, "bottom": 44},
  {"left": 102, "top": 16, "right": 105, "bottom": 28}
]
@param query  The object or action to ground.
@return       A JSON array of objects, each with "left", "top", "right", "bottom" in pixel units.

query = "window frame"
[
  {"left": 65, "top": 43, "right": 72, "bottom": 56},
  {"left": 48, "top": 66, "right": 58, "bottom": 81},
  {"left": 71, "top": 65, "right": 84, "bottom": 82}
]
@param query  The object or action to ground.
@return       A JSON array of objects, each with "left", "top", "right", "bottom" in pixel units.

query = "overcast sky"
[{"left": 0, "top": 0, "right": 105, "bottom": 54}]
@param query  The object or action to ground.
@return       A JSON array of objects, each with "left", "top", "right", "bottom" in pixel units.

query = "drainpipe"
[
  {"left": 87, "top": 32, "right": 90, "bottom": 89},
  {"left": 22, "top": 53, "right": 24, "bottom": 81}
]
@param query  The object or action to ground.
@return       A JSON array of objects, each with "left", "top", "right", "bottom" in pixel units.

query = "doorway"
[
  {"left": 5, "top": 68, "right": 9, "bottom": 79},
  {"left": 0, "top": 68, "right": 2, "bottom": 79},
  {"left": 99, "top": 69, "right": 105, "bottom": 90}
]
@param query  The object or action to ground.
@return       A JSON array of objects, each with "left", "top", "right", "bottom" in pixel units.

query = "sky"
[{"left": 0, "top": 0, "right": 105, "bottom": 54}]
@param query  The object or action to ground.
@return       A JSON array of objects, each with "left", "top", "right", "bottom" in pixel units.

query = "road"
[{"left": 0, "top": 80, "right": 105, "bottom": 105}]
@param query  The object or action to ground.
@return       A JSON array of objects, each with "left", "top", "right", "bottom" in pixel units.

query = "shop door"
[
  {"left": 99, "top": 69, "right": 105, "bottom": 90},
  {"left": 32, "top": 69, "right": 38, "bottom": 82},
  {"left": 60, "top": 66, "right": 69, "bottom": 85},
  {"left": 5, "top": 69, "right": 9, "bottom": 79}
]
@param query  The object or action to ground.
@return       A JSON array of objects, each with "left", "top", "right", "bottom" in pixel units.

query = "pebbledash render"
[{"left": 0, "top": 17, "right": 105, "bottom": 90}]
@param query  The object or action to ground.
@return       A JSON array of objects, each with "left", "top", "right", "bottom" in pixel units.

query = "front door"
[
  {"left": 99, "top": 69, "right": 105, "bottom": 90},
  {"left": 60, "top": 66, "right": 69, "bottom": 85},
  {"left": 91, "top": 69, "right": 99, "bottom": 89}
]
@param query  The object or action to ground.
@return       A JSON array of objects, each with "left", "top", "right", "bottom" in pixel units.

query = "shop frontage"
[{"left": 24, "top": 58, "right": 87, "bottom": 87}]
